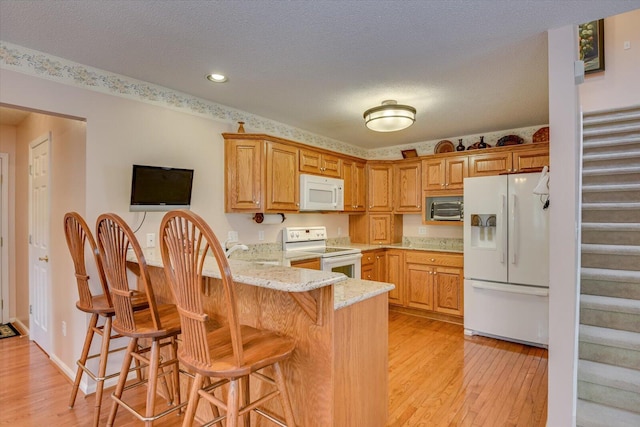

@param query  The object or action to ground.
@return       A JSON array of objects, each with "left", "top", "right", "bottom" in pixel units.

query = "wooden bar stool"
[
  {"left": 64, "top": 212, "right": 147, "bottom": 427},
  {"left": 159, "top": 209, "right": 297, "bottom": 427},
  {"left": 96, "top": 213, "right": 184, "bottom": 427}
]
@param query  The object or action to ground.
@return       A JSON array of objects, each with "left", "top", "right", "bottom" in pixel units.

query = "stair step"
[
  {"left": 583, "top": 183, "right": 640, "bottom": 193},
  {"left": 582, "top": 165, "right": 640, "bottom": 176},
  {"left": 581, "top": 295, "right": 640, "bottom": 315},
  {"left": 577, "top": 399, "right": 640, "bottom": 427},
  {"left": 579, "top": 359, "right": 640, "bottom": 394},
  {"left": 582, "top": 244, "right": 640, "bottom": 256},
  {"left": 584, "top": 105, "right": 640, "bottom": 124},
  {"left": 580, "top": 295, "right": 640, "bottom": 333},
  {"left": 581, "top": 268, "right": 640, "bottom": 300},
  {"left": 583, "top": 134, "right": 640, "bottom": 150},
  {"left": 583, "top": 150, "right": 640, "bottom": 162},
  {"left": 582, "top": 202, "right": 640, "bottom": 210},
  {"left": 582, "top": 223, "right": 640, "bottom": 232},
  {"left": 583, "top": 122, "right": 640, "bottom": 139},
  {"left": 579, "top": 325, "right": 640, "bottom": 370}
]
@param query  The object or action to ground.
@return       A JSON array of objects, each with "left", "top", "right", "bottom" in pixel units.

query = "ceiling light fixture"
[
  {"left": 206, "top": 73, "right": 228, "bottom": 83},
  {"left": 363, "top": 100, "right": 416, "bottom": 132}
]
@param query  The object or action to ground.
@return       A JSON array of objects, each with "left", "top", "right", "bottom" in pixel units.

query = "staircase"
[{"left": 578, "top": 105, "right": 640, "bottom": 427}]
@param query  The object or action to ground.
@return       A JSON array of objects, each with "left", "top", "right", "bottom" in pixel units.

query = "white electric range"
[{"left": 282, "top": 226, "right": 362, "bottom": 279}]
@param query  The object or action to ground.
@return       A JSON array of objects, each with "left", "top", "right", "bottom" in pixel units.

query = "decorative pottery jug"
[
  {"left": 478, "top": 136, "right": 487, "bottom": 148},
  {"left": 456, "top": 139, "right": 465, "bottom": 151}
]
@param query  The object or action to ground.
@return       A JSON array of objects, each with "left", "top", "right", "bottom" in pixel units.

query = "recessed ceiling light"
[{"left": 206, "top": 73, "right": 228, "bottom": 83}]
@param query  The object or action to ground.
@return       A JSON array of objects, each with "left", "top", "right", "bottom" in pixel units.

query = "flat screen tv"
[{"left": 129, "top": 164, "right": 194, "bottom": 212}]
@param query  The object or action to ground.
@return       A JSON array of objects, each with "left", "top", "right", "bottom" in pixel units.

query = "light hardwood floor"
[{"left": 0, "top": 312, "right": 547, "bottom": 426}]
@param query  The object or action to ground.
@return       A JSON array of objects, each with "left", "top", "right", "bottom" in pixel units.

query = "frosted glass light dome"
[{"left": 363, "top": 100, "right": 416, "bottom": 132}]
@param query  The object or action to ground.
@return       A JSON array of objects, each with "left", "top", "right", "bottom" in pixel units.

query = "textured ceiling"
[{"left": 1, "top": 1, "right": 639, "bottom": 149}]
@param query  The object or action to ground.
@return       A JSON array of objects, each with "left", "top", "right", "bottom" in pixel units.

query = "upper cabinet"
[
  {"left": 367, "top": 162, "right": 394, "bottom": 211},
  {"left": 423, "top": 155, "right": 468, "bottom": 194},
  {"left": 224, "top": 134, "right": 299, "bottom": 213},
  {"left": 265, "top": 141, "right": 300, "bottom": 211},
  {"left": 225, "top": 138, "right": 263, "bottom": 212},
  {"left": 299, "top": 149, "right": 342, "bottom": 178},
  {"left": 394, "top": 160, "right": 422, "bottom": 213},
  {"left": 342, "top": 159, "right": 367, "bottom": 212},
  {"left": 468, "top": 144, "right": 549, "bottom": 177}
]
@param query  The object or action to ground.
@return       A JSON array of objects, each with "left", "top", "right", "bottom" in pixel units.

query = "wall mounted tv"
[{"left": 129, "top": 164, "right": 194, "bottom": 212}]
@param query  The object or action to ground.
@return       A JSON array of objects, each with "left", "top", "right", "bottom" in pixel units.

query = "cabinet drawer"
[{"left": 404, "top": 251, "right": 463, "bottom": 268}]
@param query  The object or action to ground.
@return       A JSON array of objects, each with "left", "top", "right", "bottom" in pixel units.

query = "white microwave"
[{"left": 299, "top": 174, "right": 344, "bottom": 211}]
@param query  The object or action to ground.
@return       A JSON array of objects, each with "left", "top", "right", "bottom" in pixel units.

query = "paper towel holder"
[{"left": 252, "top": 213, "right": 286, "bottom": 224}]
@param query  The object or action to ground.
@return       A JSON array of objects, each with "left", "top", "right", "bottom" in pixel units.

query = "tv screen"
[{"left": 129, "top": 164, "right": 194, "bottom": 212}]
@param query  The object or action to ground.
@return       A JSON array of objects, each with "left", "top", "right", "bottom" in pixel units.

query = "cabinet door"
[
  {"left": 513, "top": 147, "right": 549, "bottom": 172},
  {"left": 386, "top": 250, "right": 404, "bottom": 305},
  {"left": 445, "top": 156, "right": 468, "bottom": 190},
  {"left": 225, "top": 139, "right": 263, "bottom": 212},
  {"left": 374, "top": 251, "right": 386, "bottom": 282},
  {"left": 367, "top": 163, "right": 393, "bottom": 211},
  {"left": 394, "top": 161, "right": 422, "bottom": 213},
  {"left": 405, "top": 262, "right": 434, "bottom": 311},
  {"left": 468, "top": 152, "right": 512, "bottom": 176},
  {"left": 369, "top": 214, "right": 391, "bottom": 244},
  {"left": 423, "top": 159, "right": 445, "bottom": 191},
  {"left": 265, "top": 142, "right": 299, "bottom": 211},
  {"left": 342, "top": 160, "right": 367, "bottom": 212},
  {"left": 434, "top": 266, "right": 463, "bottom": 316},
  {"left": 300, "top": 149, "right": 342, "bottom": 177}
]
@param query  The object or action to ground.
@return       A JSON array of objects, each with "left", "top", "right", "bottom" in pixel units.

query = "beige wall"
[
  {"left": 0, "top": 124, "right": 17, "bottom": 321},
  {"left": 0, "top": 69, "right": 347, "bottom": 378},
  {"left": 13, "top": 112, "right": 86, "bottom": 366},
  {"left": 580, "top": 9, "right": 640, "bottom": 112}
]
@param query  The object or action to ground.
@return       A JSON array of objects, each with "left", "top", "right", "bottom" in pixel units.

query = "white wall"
[
  {"left": 547, "top": 25, "right": 582, "bottom": 427},
  {"left": 580, "top": 9, "right": 640, "bottom": 112}
]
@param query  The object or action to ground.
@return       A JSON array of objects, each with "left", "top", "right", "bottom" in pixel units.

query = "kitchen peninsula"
[{"left": 129, "top": 249, "right": 394, "bottom": 427}]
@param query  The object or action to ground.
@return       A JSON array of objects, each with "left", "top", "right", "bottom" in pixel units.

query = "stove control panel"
[{"left": 283, "top": 226, "right": 327, "bottom": 243}]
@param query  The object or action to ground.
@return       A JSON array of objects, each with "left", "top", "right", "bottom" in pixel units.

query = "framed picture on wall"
[{"left": 579, "top": 19, "right": 605, "bottom": 74}]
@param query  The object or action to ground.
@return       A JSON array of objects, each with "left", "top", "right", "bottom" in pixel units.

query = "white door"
[
  {"left": 507, "top": 173, "right": 550, "bottom": 287},
  {"left": 0, "top": 153, "right": 9, "bottom": 324},
  {"left": 29, "top": 134, "right": 51, "bottom": 354},
  {"left": 463, "top": 175, "right": 508, "bottom": 283}
]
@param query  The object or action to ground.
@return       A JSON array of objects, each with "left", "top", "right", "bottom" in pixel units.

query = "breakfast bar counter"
[{"left": 129, "top": 248, "right": 393, "bottom": 427}]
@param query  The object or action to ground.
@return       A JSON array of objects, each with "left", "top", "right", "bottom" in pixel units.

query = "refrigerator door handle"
[
  {"left": 500, "top": 194, "right": 507, "bottom": 263},
  {"left": 471, "top": 281, "right": 549, "bottom": 297},
  {"left": 510, "top": 194, "right": 517, "bottom": 265}
]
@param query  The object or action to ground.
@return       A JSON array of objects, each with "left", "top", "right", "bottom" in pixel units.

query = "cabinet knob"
[
  {"left": 296, "top": 202, "right": 300, "bottom": 206},
  {"left": 430, "top": 258, "right": 435, "bottom": 262},
  {"left": 376, "top": 256, "right": 380, "bottom": 260}
]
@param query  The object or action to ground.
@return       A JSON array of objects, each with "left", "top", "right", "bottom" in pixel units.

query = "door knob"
[{"left": 39, "top": 256, "right": 49, "bottom": 262}]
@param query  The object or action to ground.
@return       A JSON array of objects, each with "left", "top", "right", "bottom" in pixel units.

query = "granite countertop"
[
  {"left": 334, "top": 278, "right": 394, "bottom": 309},
  {"left": 345, "top": 242, "right": 463, "bottom": 254},
  {"left": 132, "top": 248, "right": 346, "bottom": 293}
]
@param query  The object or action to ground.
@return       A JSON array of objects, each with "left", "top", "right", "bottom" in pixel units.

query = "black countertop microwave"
[{"left": 426, "top": 196, "right": 464, "bottom": 221}]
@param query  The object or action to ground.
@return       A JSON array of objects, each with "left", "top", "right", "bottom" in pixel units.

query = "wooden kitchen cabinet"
[
  {"left": 349, "top": 213, "right": 403, "bottom": 245},
  {"left": 225, "top": 138, "right": 263, "bottom": 212},
  {"left": 290, "top": 257, "right": 321, "bottom": 270},
  {"left": 394, "top": 160, "right": 422, "bottom": 213},
  {"left": 224, "top": 134, "right": 300, "bottom": 213},
  {"left": 468, "top": 144, "right": 549, "bottom": 177},
  {"left": 299, "top": 148, "right": 342, "bottom": 178},
  {"left": 404, "top": 251, "right": 464, "bottom": 316},
  {"left": 386, "top": 249, "right": 404, "bottom": 305},
  {"left": 342, "top": 159, "right": 367, "bottom": 212},
  {"left": 367, "top": 162, "right": 394, "bottom": 211},
  {"left": 361, "top": 249, "right": 386, "bottom": 281},
  {"left": 265, "top": 141, "right": 300, "bottom": 211},
  {"left": 423, "top": 155, "right": 468, "bottom": 194}
]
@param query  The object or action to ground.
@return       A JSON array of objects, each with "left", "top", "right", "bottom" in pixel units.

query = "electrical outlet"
[
  {"left": 418, "top": 226, "right": 427, "bottom": 235},
  {"left": 146, "top": 233, "right": 156, "bottom": 248},
  {"left": 61, "top": 321, "right": 67, "bottom": 337},
  {"left": 337, "top": 227, "right": 342, "bottom": 236},
  {"left": 228, "top": 230, "right": 238, "bottom": 242},
  {"left": 624, "top": 41, "right": 631, "bottom": 50},
  {"left": 258, "top": 230, "right": 265, "bottom": 241}
]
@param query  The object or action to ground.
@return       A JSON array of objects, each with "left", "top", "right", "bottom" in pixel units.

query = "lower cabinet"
[
  {"left": 361, "top": 249, "right": 386, "bottom": 281},
  {"left": 389, "top": 250, "right": 464, "bottom": 319},
  {"left": 290, "top": 257, "right": 321, "bottom": 270}
]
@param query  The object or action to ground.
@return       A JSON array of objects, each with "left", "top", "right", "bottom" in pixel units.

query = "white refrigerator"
[{"left": 463, "top": 172, "right": 549, "bottom": 347}]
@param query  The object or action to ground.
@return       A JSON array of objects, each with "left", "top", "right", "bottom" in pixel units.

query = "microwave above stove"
[{"left": 426, "top": 196, "right": 464, "bottom": 222}]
